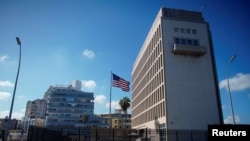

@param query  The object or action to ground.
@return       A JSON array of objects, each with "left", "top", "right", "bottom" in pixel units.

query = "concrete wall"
[{"left": 162, "top": 19, "right": 221, "bottom": 130}]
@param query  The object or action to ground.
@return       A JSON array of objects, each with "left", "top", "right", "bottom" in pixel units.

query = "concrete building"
[
  {"left": 0, "top": 118, "right": 23, "bottom": 141},
  {"left": 44, "top": 80, "right": 94, "bottom": 128},
  {"left": 101, "top": 111, "right": 131, "bottom": 129},
  {"left": 131, "top": 7, "right": 223, "bottom": 133},
  {"left": 25, "top": 99, "right": 46, "bottom": 119},
  {"left": 85, "top": 114, "right": 109, "bottom": 128}
]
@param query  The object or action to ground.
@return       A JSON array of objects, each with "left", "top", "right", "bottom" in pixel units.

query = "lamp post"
[
  {"left": 5, "top": 37, "right": 22, "bottom": 141},
  {"left": 227, "top": 54, "right": 236, "bottom": 125}
]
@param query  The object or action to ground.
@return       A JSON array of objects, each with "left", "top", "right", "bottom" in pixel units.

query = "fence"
[{"left": 26, "top": 126, "right": 208, "bottom": 141}]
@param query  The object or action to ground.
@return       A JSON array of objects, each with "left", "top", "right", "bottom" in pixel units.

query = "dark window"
[
  {"left": 193, "top": 40, "right": 199, "bottom": 46},
  {"left": 181, "top": 39, "right": 186, "bottom": 44},
  {"left": 180, "top": 28, "right": 185, "bottom": 33},
  {"left": 187, "top": 39, "right": 192, "bottom": 45},
  {"left": 192, "top": 29, "right": 197, "bottom": 34},
  {"left": 174, "top": 27, "right": 179, "bottom": 32},
  {"left": 174, "top": 38, "right": 180, "bottom": 44}
]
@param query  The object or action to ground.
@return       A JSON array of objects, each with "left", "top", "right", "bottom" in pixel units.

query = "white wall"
[{"left": 162, "top": 19, "right": 221, "bottom": 130}]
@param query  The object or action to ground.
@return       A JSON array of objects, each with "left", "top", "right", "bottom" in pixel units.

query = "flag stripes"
[{"left": 112, "top": 73, "right": 130, "bottom": 92}]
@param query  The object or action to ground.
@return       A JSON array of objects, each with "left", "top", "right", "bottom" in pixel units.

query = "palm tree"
[{"left": 119, "top": 96, "right": 131, "bottom": 128}]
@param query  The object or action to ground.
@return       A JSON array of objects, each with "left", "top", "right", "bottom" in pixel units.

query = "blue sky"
[{"left": 0, "top": 0, "right": 249, "bottom": 125}]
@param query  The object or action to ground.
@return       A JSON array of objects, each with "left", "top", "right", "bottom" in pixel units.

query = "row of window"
[
  {"left": 47, "top": 108, "right": 93, "bottom": 113},
  {"left": 132, "top": 101, "right": 165, "bottom": 127},
  {"left": 132, "top": 24, "right": 166, "bottom": 127},
  {"left": 49, "top": 97, "right": 92, "bottom": 102},
  {"left": 132, "top": 24, "right": 162, "bottom": 86},
  {"left": 114, "top": 119, "right": 129, "bottom": 123},
  {"left": 174, "top": 37, "right": 199, "bottom": 46},
  {"left": 114, "top": 125, "right": 129, "bottom": 128},
  {"left": 174, "top": 27, "right": 197, "bottom": 34},
  {"left": 48, "top": 119, "right": 81, "bottom": 123},
  {"left": 133, "top": 41, "right": 163, "bottom": 98}
]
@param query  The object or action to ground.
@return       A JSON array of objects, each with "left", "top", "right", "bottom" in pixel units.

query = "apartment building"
[
  {"left": 25, "top": 99, "right": 46, "bottom": 119},
  {"left": 44, "top": 80, "right": 94, "bottom": 128}
]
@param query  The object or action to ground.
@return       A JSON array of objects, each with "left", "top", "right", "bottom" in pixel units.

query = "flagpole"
[{"left": 109, "top": 71, "right": 113, "bottom": 127}]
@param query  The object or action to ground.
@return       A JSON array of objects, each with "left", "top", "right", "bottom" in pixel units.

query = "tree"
[{"left": 119, "top": 96, "right": 131, "bottom": 128}]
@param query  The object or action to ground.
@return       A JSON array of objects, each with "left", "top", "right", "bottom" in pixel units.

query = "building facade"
[
  {"left": 112, "top": 109, "right": 131, "bottom": 129},
  {"left": 86, "top": 114, "right": 109, "bottom": 128},
  {"left": 44, "top": 81, "right": 94, "bottom": 128},
  {"left": 25, "top": 99, "right": 46, "bottom": 119},
  {"left": 101, "top": 112, "right": 131, "bottom": 129},
  {"left": 131, "top": 7, "right": 223, "bottom": 132}
]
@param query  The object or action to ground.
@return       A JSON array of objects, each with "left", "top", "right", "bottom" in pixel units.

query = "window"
[
  {"left": 67, "top": 98, "right": 74, "bottom": 102},
  {"left": 193, "top": 40, "right": 199, "bottom": 46},
  {"left": 181, "top": 39, "right": 186, "bottom": 45},
  {"left": 180, "top": 28, "right": 185, "bottom": 33},
  {"left": 174, "top": 38, "right": 199, "bottom": 46},
  {"left": 192, "top": 29, "right": 197, "bottom": 34},
  {"left": 186, "top": 29, "right": 191, "bottom": 34},
  {"left": 174, "top": 38, "right": 180, "bottom": 44},
  {"left": 187, "top": 39, "right": 192, "bottom": 45},
  {"left": 174, "top": 27, "right": 179, "bottom": 32}
]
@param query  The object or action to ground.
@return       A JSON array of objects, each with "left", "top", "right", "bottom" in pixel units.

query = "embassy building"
[{"left": 131, "top": 7, "right": 223, "bottom": 140}]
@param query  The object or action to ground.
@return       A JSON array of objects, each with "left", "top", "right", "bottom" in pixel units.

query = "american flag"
[{"left": 112, "top": 73, "right": 130, "bottom": 92}]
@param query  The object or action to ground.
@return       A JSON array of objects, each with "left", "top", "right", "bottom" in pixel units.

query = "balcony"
[{"left": 173, "top": 44, "right": 207, "bottom": 56}]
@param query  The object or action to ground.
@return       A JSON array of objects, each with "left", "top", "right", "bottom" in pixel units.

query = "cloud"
[
  {"left": 0, "top": 111, "right": 9, "bottom": 119},
  {"left": 0, "top": 80, "right": 14, "bottom": 87},
  {"left": 0, "top": 92, "right": 11, "bottom": 100},
  {"left": 224, "top": 115, "right": 240, "bottom": 124},
  {"left": 94, "top": 94, "right": 106, "bottom": 104},
  {"left": 0, "top": 109, "right": 25, "bottom": 120},
  {"left": 12, "top": 111, "right": 25, "bottom": 120},
  {"left": 82, "top": 49, "right": 95, "bottom": 59},
  {"left": 219, "top": 73, "right": 250, "bottom": 92},
  {"left": 81, "top": 80, "right": 96, "bottom": 91},
  {"left": 106, "top": 100, "right": 120, "bottom": 109},
  {"left": 0, "top": 55, "right": 8, "bottom": 62}
]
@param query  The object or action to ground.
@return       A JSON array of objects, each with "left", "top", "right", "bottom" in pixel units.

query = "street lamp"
[
  {"left": 5, "top": 37, "right": 22, "bottom": 141},
  {"left": 227, "top": 54, "right": 236, "bottom": 125}
]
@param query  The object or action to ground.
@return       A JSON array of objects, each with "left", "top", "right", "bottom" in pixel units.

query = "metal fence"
[{"left": 26, "top": 126, "right": 208, "bottom": 141}]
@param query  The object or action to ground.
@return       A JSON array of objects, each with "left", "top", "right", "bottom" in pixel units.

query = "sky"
[{"left": 0, "top": 0, "right": 249, "bottom": 125}]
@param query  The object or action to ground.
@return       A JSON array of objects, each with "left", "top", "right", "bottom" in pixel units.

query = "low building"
[
  {"left": 7, "top": 129, "right": 26, "bottom": 141},
  {"left": 0, "top": 118, "right": 18, "bottom": 131},
  {"left": 86, "top": 114, "right": 109, "bottom": 128},
  {"left": 101, "top": 109, "right": 131, "bottom": 129},
  {"left": 0, "top": 118, "right": 22, "bottom": 141}
]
